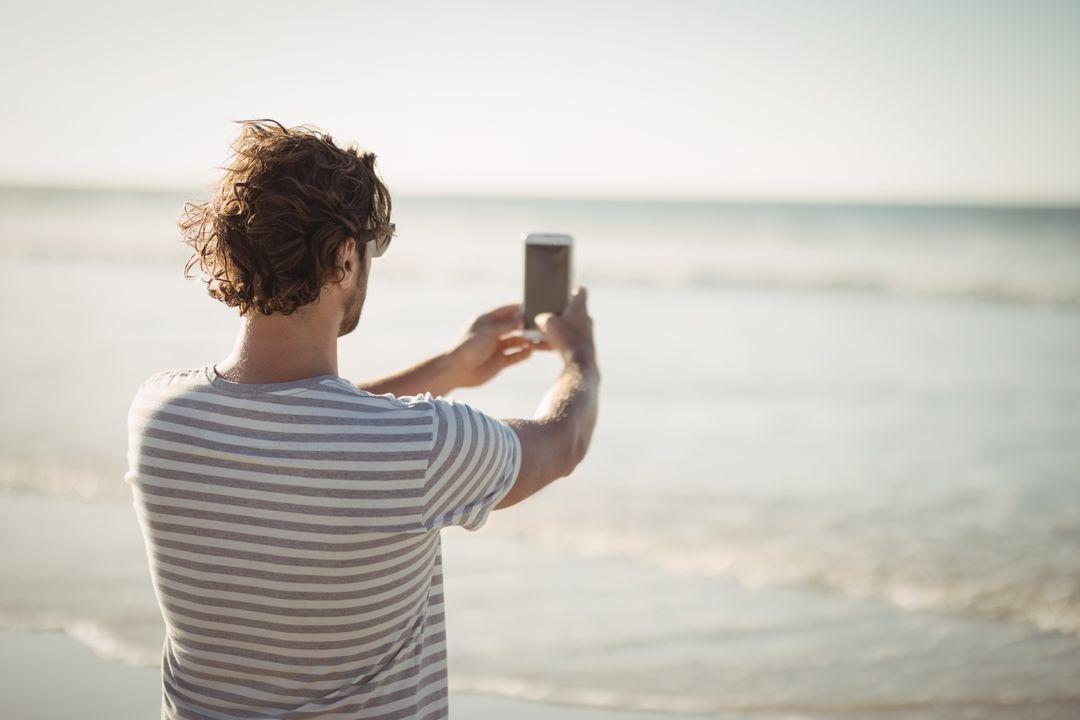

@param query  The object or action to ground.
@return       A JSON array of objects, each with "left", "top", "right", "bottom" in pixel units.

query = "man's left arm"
[{"left": 355, "top": 304, "right": 539, "bottom": 397}]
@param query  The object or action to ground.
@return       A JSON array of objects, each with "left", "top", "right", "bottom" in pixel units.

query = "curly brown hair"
[{"left": 180, "top": 119, "right": 393, "bottom": 316}]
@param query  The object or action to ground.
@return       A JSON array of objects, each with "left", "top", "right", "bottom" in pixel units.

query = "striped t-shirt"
[{"left": 125, "top": 365, "right": 521, "bottom": 720}]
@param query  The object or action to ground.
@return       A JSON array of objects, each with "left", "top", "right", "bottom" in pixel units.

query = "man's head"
[{"left": 181, "top": 120, "right": 393, "bottom": 333}]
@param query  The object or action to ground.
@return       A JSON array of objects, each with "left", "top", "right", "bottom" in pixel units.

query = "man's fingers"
[
  {"left": 566, "top": 286, "right": 587, "bottom": 314},
  {"left": 488, "top": 315, "right": 523, "bottom": 335},
  {"left": 488, "top": 302, "right": 522, "bottom": 317},
  {"left": 534, "top": 312, "right": 556, "bottom": 332},
  {"left": 475, "top": 304, "right": 523, "bottom": 334},
  {"left": 478, "top": 303, "right": 522, "bottom": 323},
  {"left": 499, "top": 345, "right": 532, "bottom": 367},
  {"left": 498, "top": 335, "right": 532, "bottom": 351},
  {"left": 476, "top": 344, "right": 531, "bottom": 377}
]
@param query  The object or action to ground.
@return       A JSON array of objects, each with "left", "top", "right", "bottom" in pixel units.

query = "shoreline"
[{"left": 0, "top": 628, "right": 693, "bottom": 720}]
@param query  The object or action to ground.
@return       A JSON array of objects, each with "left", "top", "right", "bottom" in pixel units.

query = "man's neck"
[{"left": 215, "top": 310, "right": 339, "bottom": 384}]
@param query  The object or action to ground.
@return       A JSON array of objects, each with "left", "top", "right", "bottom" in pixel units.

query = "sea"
[{"left": 2, "top": 186, "right": 1079, "bottom": 719}]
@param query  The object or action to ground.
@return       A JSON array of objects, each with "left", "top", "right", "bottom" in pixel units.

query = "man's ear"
[{"left": 337, "top": 237, "right": 358, "bottom": 278}]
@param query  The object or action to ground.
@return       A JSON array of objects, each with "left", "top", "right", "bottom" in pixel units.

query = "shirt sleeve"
[{"left": 421, "top": 396, "right": 521, "bottom": 531}]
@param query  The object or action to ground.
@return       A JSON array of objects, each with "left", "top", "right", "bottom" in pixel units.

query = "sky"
[{"left": 1, "top": 0, "right": 1079, "bottom": 203}]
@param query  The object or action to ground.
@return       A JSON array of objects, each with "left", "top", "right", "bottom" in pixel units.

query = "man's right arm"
[{"left": 496, "top": 287, "right": 600, "bottom": 510}]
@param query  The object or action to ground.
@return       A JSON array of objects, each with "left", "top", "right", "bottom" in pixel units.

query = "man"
[{"left": 125, "top": 120, "right": 599, "bottom": 720}]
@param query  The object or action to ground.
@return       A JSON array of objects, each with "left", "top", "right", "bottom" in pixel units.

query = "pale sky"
[{"left": 2, "top": 0, "right": 1079, "bottom": 203}]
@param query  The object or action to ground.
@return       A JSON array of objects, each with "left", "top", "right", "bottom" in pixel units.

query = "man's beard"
[{"left": 338, "top": 280, "right": 365, "bottom": 337}]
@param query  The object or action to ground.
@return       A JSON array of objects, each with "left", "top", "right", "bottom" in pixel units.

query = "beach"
[{"left": 3, "top": 189, "right": 1080, "bottom": 718}]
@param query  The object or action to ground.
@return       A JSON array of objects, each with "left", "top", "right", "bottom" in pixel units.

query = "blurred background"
[{"left": 2, "top": 1, "right": 1079, "bottom": 718}]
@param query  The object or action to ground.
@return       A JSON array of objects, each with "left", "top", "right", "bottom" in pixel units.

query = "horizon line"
[{"left": 1, "top": 180, "right": 1079, "bottom": 212}]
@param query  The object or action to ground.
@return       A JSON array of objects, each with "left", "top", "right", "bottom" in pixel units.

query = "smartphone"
[{"left": 523, "top": 233, "right": 573, "bottom": 342}]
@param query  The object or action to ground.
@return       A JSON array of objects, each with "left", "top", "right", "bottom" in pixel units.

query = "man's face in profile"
[{"left": 338, "top": 243, "right": 367, "bottom": 337}]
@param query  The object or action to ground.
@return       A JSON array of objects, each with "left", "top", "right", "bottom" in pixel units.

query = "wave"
[
  {"left": 5, "top": 187, "right": 1080, "bottom": 311},
  {"left": 582, "top": 265, "right": 1080, "bottom": 308},
  {"left": 3, "top": 466, "right": 1078, "bottom": 638},
  {"left": 372, "top": 242, "right": 1080, "bottom": 307},
  {"left": 0, "top": 458, "right": 129, "bottom": 500},
  {"left": 497, "top": 524, "right": 1080, "bottom": 639},
  {"left": 0, "top": 611, "right": 161, "bottom": 667},
  {"left": 12, "top": 617, "right": 1078, "bottom": 718},
  {"left": 5, "top": 245, "right": 1079, "bottom": 309},
  {"left": 451, "top": 675, "right": 719, "bottom": 716},
  {"left": 451, "top": 674, "right": 1080, "bottom": 718}
]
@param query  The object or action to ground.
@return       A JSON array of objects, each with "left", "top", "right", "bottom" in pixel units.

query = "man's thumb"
[{"left": 534, "top": 313, "right": 555, "bottom": 332}]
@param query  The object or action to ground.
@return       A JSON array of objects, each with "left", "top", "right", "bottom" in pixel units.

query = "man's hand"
[
  {"left": 356, "top": 303, "right": 540, "bottom": 397},
  {"left": 496, "top": 286, "right": 599, "bottom": 510},
  {"left": 534, "top": 287, "right": 595, "bottom": 366},
  {"left": 448, "top": 303, "right": 537, "bottom": 389}
]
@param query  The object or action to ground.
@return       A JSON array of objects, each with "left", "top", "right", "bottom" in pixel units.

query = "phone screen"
[{"left": 524, "top": 240, "right": 571, "bottom": 333}]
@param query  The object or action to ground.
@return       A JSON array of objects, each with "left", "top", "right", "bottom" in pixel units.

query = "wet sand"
[{"left": 0, "top": 629, "right": 687, "bottom": 720}]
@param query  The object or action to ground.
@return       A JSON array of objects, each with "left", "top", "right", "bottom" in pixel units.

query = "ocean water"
[{"left": 2, "top": 187, "right": 1080, "bottom": 718}]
